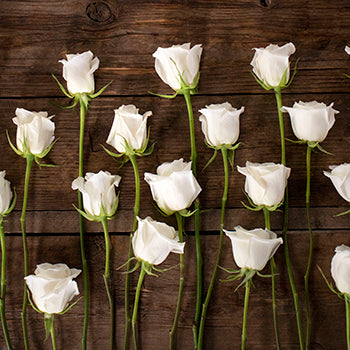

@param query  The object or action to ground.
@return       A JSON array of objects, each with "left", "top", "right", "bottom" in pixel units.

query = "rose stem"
[
  {"left": 274, "top": 87, "right": 304, "bottom": 350},
  {"left": 263, "top": 207, "right": 281, "bottom": 350},
  {"left": 21, "top": 154, "right": 33, "bottom": 350},
  {"left": 241, "top": 279, "right": 251, "bottom": 350},
  {"left": 183, "top": 90, "right": 202, "bottom": 346},
  {"left": 197, "top": 147, "right": 230, "bottom": 349},
  {"left": 169, "top": 212, "right": 185, "bottom": 349},
  {"left": 346, "top": 295, "right": 350, "bottom": 350},
  {"left": 132, "top": 261, "right": 146, "bottom": 350},
  {"left": 304, "top": 145, "right": 313, "bottom": 349},
  {"left": 101, "top": 217, "right": 115, "bottom": 350},
  {"left": 0, "top": 217, "right": 13, "bottom": 349},
  {"left": 78, "top": 96, "right": 89, "bottom": 350},
  {"left": 124, "top": 153, "right": 140, "bottom": 350},
  {"left": 45, "top": 314, "right": 57, "bottom": 350}
]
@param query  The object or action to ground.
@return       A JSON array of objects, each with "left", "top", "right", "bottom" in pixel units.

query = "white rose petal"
[
  {"left": 331, "top": 245, "right": 350, "bottom": 294},
  {"left": 199, "top": 102, "right": 244, "bottom": 147},
  {"left": 225, "top": 226, "right": 283, "bottom": 271},
  {"left": 132, "top": 216, "right": 185, "bottom": 265},
  {"left": 0, "top": 171, "right": 12, "bottom": 215},
  {"left": 324, "top": 163, "right": 350, "bottom": 203}
]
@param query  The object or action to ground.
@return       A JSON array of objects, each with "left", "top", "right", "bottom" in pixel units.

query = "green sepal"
[
  {"left": 138, "top": 142, "right": 155, "bottom": 157},
  {"left": 153, "top": 203, "right": 173, "bottom": 217},
  {"left": 152, "top": 263, "right": 180, "bottom": 273},
  {"left": 6, "top": 130, "right": 23, "bottom": 157},
  {"left": 116, "top": 256, "right": 139, "bottom": 272},
  {"left": 315, "top": 143, "right": 333, "bottom": 155},
  {"left": 106, "top": 192, "right": 120, "bottom": 220},
  {"left": 52, "top": 74, "right": 73, "bottom": 99},
  {"left": 44, "top": 313, "right": 54, "bottom": 341},
  {"left": 101, "top": 144, "right": 125, "bottom": 159},
  {"left": 35, "top": 137, "right": 59, "bottom": 159},
  {"left": 50, "top": 96, "right": 79, "bottom": 110},
  {"left": 317, "top": 265, "right": 344, "bottom": 300},
  {"left": 345, "top": 73, "right": 350, "bottom": 79},
  {"left": 256, "top": 271, "right": 279, "bottom": 278},
  {"left": 142, "top": 261, "right": 158, "bottom": 277},
  {"left": 72, "top": 204, "right": 97, "bottom": 222},
  {"left": 334, "top": 208, "right": 350, "bottom": 217},
  {"left": 251, "top": 72, "right": 271, "bottom": 91},
  {"left": 285, "top": 57, "right": 300, "bottom": 88},
  {"left": 58, "top": 297, "right": 82, "bottom": 315},
  {"left": 89, "top": 81, "right": 113, "bottom": 99},
  {"left": 286, "top": 138, "right": 306, "bottom": 145},
  {"left": 2, "top": 189, "right": 17, "bottom": 217},
  {"left": 27, "top": 290, "right": 43, "bottom": 314},
  {"left": 202, "top": 149, "right": 218, "bottom": 172},
  {"left": 178, "top": 208, "right": 199, "bottom": 218},
  {"left": 148, "top": 91, "right": 178, "bottom": 99}
]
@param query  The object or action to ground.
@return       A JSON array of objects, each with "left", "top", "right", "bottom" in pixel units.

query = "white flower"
[
  {"left": 0, "top": 171, "right": 12, "bottom": 215},
  {"left": 12, "top": 108, "right": 55, "bottom": 156},
  {"left": 225, "top": 226, "right": 283, "bottom": 271},
  {"left": 153, "top": 43, "right": 202, "bottom": 91},
  {"left": 144, "top": 159, "right": 201, "bottom": 214},
  {"left": 199, "top": 102, "right": 244, "bottom": 147},
  {"left": 345, "top": 46, "right": 350, "bottom": 55},
  {"left": 132, "top": 216, "right": 185, "bottom": 265},
  {"left": 59, "top": 51, "right": 99, "bottom": 95},
  {"left": 324, "top": 163, "right": 350, "bottom": 203},
  {"left": 251, "top": 42, "right": 296, "bottom": 88},
  {"left": 281, "top": 101, "right": 338, "bottom": 143},
  {"left": 106, "top": 104, "right": 152, "bottom": 153},
  {"left": 331, "top": 245, "right": 350, "bottom": 294},
  {"left": 71, "top": 170, "right": 121, "bottom": 218},
  {"left": 237, "top": 161, "right": 291, "bottom": 207},
  {"left": 25, "top": 263, "right": 81, "bottom": 314}
]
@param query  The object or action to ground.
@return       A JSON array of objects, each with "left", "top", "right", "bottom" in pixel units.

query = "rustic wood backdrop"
[{"left": 1, "top": 0, "right": 350, "bottom": 349}]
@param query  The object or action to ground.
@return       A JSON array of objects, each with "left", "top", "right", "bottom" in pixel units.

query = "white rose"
[
  {"left": 237, "top": 161, "right": 291, "bottom": 207},
  {"left": 0, "top": 171, "right": 12, "bottom": 215},
  {"left": 72, "top": 170, "right": 121, "bottom": 218},
  {"left": 106, "top": 104, "right": 152, "bottom": 153},
  {"left": 59, "top": 51, "right": 99, "bottom": 95},
  {"left": 324, "top": 163, "right": 350, "bottom": 203},
  {"left": 144, "top": 158, "right": 201, "bottom": 214},
  {"left": 153, "top": 43, "right": 202, "bottom": 91},
  {"left": 250, "top": 42, "right": 296, "bottom": 88},
  {"left": 12, "top": 108, "right": 55, "bottom": 156},
  {"left": 331, "top": 245, "right": 350, "bottom": 294},
  {"left": 132, "top": 216, "right": 185, "bottom": 265},
  {"left": 281, "top": 101, "right": 338, "bottom": 142},
  {"left": 25, "top": 263, "right": 81, "bottom": 314},
  {"left": 345, "top": 46, "right": 350, "bottom": 55},
  {"left": 225, "top": 226, "right": 283, "bottom": 271},
  {"left": 199, "top": 102, "right": 244, "bottom": 147}
]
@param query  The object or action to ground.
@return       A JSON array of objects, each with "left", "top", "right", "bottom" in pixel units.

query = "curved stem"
[
  {"left": 241, "top": 280, "right": 251, "bottom": 350},
  {"left": 264, "top": 208, "right": 281, "bottom": 350},
  {"left": 304, "top": 145, "right": 313, "bottom": 350},
  {"left": 274, "top": 87, "right": 285, "bottom": 165},
  {"left": 0, "top": 218, "right": 13, "bottom": 349},
  {"left": 170, "top": 212, "right": 185, "bottom": 349},
  {"left": 197, "top": 147, "right": 230, "bottom": 349},
  {"left": 102, "top": 217, "right": 115, "bottom": 350},
  {"left": 124, "top": 154, "right": 140, "bottom": 350},
  {"left": 346, "top": 295, "right": 350, "bottom": 350},
  {"left": 132, "top": 262, "right": 146, "bottom": 350},
  {"left": 21, "top": 155, "right": 33, "bottom": 350},
  {"left": 183, "top": 91, "right": 202, "bottom": 347},
  {"left": 78, "top": 98, "right": 89, "bottom": 350}
]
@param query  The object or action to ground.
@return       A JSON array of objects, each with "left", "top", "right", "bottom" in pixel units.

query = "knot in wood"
[
  {"left": 260, "top": 0, "right": 272, "bottom": 7},
  {"left": 86, "top": 2, "right": 113, "bottom": 23}
]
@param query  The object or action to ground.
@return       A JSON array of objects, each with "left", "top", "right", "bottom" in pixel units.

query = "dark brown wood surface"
[{"left": 1, "top": 0, "right": 350, "bottom": 349}]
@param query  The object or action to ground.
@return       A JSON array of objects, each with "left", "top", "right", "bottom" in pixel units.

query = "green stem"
[
  {"left": 102, "top": 217, "right": 115, "bottom": 350},
  {"left": 132, "top": 262, "right": 146, "bottom": 350},
  {"left": 241, "top": 280, "right": 251, "bottom": 350},
  {"left": 263, "top": 208, "right": 281, "bottom": 350},
  {"left": 0, "top": 218, "right": 13, "bottom": 349},
  {"left": 169, "top": 212, "right": 185, "bottom": 349},
  {"left": 124, "top": 154, "right": 140, "bottom": 350},
  {"left": 197, "top": 147, "right": 230, "bottom": 349},
  {"left": 183, "top": 91, "right": 202, "bottom": 347},
  {"left": 346, "top": 295, "right": 350, "bottom": 350},
  {"left": 21, "top": 154, "right": 33, "bottom": 350},
  {"left": 78, "top": 98, "right": 89, "bottom": 350},
  {"left": 274, "top": 87, "right": 285, "bottom": 165},
  {"left": 304, "top": 145, "right": 313, "bottom": 350}
]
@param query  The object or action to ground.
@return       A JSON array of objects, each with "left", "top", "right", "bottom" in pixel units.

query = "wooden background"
[{"left": 1, "top": 0, "right": 350, "bottom": 349}]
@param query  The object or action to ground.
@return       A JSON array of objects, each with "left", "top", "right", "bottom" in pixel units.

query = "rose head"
[
  {"left": 153, "top": 43, "right": 202, "bottom": 92},
  {"left": 324, "top": 163, "right": 350, "bottom": 203},
  {"left": 132, "top": 216, "right": 185, "bottom": 265},
  {"left": 331, "top": 245, "right": 350, "bottom": 295},
  {"left": 237, "top": 161, "right": 291, "bottom": 208},
  {"left": 281, "top": 101, "right": 338, "bottom": 143},
  {"left": 106, "top": 104, "right": 152, "bottom": 154},
  {"left": 59, "top": 51, "right": 99, "bottom": 95},
  {"left": 71, "top": 170, "right": 121, "bottom": 219},
  {"left": 225, "top": 226, "right": 283, "bottom": 271},
  {"left": 12, "top": 108, "right": 55, "bottom": 156},
  {"left": 144, "top": 158, "right": 201, "bottom": 215},
  {"left": 199, "top": 102, "right": 244, "bottom": 148},
  {"left": 250, "top": 42, "right": 296, "bottom": 89},
  {"left": 0, "top": 171, "right": 12, "bottom": 215},
  {"left": 25, "top": 263, "right": 81, "bottom": 314}
]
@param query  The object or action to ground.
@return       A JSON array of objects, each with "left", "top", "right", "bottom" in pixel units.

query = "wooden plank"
[
  {"left": 0, "top": 232, "right": 347, "bottom": 349},
  {"left": 1, "top": 1, "right": 350, "bottom": 97}
]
